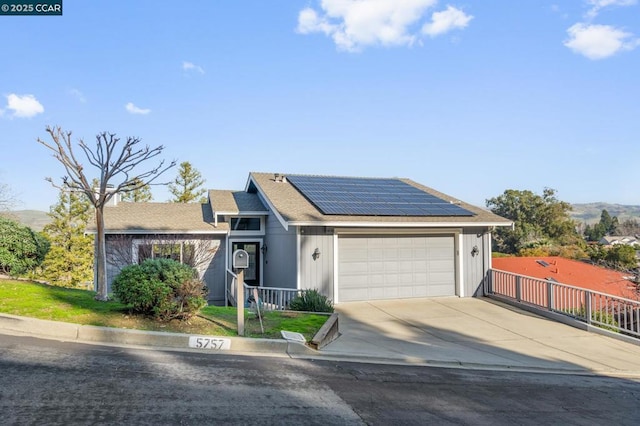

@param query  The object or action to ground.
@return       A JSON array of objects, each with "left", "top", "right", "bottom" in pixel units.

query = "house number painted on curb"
[{"left": 188, "top": 336, "right": 231, "bottom": 350}]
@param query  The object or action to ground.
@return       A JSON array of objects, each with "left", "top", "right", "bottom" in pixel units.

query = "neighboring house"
[
  {"left": 492, "top": 256, "right": 639, "bottom": 300},
  {"left": 599, "top": 236, "right": 640, "bottom": 247},
  {"left": 98, "top": 172, "right": 511, "bottom": 305}
]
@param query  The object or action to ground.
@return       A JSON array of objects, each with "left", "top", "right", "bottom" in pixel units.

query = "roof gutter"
[
  {"left": 288, "top": 220, "right": 513, "bottom": 228},
  {"left": 87, "top": 229, "right": 229, "bottom": 235}
]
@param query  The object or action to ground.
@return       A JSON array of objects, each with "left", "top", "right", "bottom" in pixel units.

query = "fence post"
[
  {"left": 546, "top": 281, "right": 554, "bottom": 311},
  {"left": 515, "top": 276, "right": 522, "bottom": 302},
  {"left": 584, "top": 291, "right": 592, "bottom": 325},
  {"left": 237, "top": 271, "right": 245, "bottom": 336}
]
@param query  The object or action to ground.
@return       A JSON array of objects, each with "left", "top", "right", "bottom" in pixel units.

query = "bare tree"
[
  {"left": 0, "top": 181, "right": 17, "bottom": 212},
  {"left": 37, "top": 126, "right": 176, "bottom": 300},
  {"left": 106, "top": 234, "right": 220, "bottom": 274}
]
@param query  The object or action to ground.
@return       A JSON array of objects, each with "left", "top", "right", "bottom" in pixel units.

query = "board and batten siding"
[
  {"left": 261, "top": 209, "right": 297, "bottom": 290},
  {"left": 103, "top": 234, "right": 226, "bottom": 304},
  {"left": 462, "top": 227, "right": 492, "bottom": 297},
  {"left": 298, "top": 227, "right": 335, "bottom": 300}
]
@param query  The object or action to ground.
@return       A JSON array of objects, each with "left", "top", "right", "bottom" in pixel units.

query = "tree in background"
[
  {"left": 168, "top": 161, "right": 206, "bottom": 203},
  {"left": 40, "top": 189, "right": 94, "bottom": 288},
  {"left": 38, "top": 126, "right": 175, "bottom": 301},
  {"left": 584, "top": 209, "right": 619, "bottom": 241},
  {"left": 587, "top": 244, "right": 638, "bottom": 270},
  {"left": 0, "top": 216, "right": 49, "bottom": 276},
  {"left": 0, "top": 181, "right": 17, "bottom": 212},
  {"left": 486, "top": 188, "right": 583, "bottom": 255},
  {"left": 121, "top": 178, "right": 153, "bottom": 202},
  {"left": 617, "top": 218, "right": 640, "bottom": 236}
]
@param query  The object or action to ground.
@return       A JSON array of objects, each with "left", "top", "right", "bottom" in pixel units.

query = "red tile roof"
[{"left": 492, "top": 256, "right": 639, "bottom": 300}]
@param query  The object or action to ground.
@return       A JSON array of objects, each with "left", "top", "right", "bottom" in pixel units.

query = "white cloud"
[
  {"left": 69, "top": 88, "right": 86, "bottom": 103},
  {"left": 585, "top": 0, "right": 636, "bottom": 19},
  {"left": 125, "top": 102, "right": 151, "bottom": 115},
  {"left": 422, "top": 5, "right": 473, "bottom": 37},
  {"left": 297, "top": 0, "right": 451, "bottom": 51},
  {"left": 182, "top": 61, "right": 205, "bottom": 74},
  {"left": 2, "top": 94, "right": 44, "bottom": 118},
  {"left": 564, "top": 23, "right": 639, "bottom": 59}
]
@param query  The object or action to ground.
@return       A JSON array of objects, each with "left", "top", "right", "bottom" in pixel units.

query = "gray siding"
[
  {"left": 462, "top": 227, "right": 491, "bottom": 297},
  {"left": 299, "top": 227, "right": 335, "bottom": 300},
  {"left": 103, "top": 234, "right": 226, "bottom": 304},
  {"left": 262, "top": 209, "right": 297, "bottom": 289},
  {"left": 201, "top": 237, "right": 226, "bottom": 304}
]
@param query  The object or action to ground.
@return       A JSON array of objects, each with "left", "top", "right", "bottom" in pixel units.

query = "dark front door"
[{"left": 232, "top": 242, "right": 260, "bottom": 286}]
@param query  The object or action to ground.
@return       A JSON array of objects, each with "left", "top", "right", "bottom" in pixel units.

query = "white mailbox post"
[{"left": 233, "top": 249, "right": 249, "bottom": 336}]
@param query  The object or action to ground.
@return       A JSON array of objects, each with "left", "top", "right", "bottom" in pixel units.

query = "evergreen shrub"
[{"left": 112, "top": 258, "right": 207, "bottom": 320}]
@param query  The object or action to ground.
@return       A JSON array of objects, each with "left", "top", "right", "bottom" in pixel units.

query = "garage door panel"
[
  {"left": 429, "top": 259, "right": 455, "bottom": 272},
  {"left": 340, "top": 262, "right": 369, "bottom": 274},
  {"left": 339, "top": 234, "right": 455, "bottom": 302}
]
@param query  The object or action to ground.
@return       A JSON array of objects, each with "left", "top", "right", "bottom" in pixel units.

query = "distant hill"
[
  {"left": 1, "top": 210, "right": 50, "bottom": 231},
  {"left": 571, "top": 203, "right": 640, "bottom": 224}
]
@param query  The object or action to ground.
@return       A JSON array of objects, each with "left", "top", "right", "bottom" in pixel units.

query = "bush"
[
  {"left": 0, "top": 216, "right": 49, "bottom": 276},
  {"left": 112, "top": 258, "right": 207, "bottom": 320},
  {"left": 289, "top": 289, "right": 334, "bottom": 313}
]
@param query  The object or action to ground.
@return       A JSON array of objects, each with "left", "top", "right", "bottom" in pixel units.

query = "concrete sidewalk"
[
  {"left": 3, "top": 297, "right": 640, "bottom": 377},
  {"left": 322, "top": 297, "right": 640, "bottom": 376}
]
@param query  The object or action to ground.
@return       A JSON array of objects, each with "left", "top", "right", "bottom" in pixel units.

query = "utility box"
[{"left": 233, "top": 249, "right": 250, "bottom": 269}]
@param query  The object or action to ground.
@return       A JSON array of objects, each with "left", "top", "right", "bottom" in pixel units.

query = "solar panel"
[{"left": 286, "top": 175, "right": 475, "bottom": 217}]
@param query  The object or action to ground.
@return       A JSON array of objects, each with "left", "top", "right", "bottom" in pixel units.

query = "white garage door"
[{"left": 338, "top": 235, "right": 455, "bottom": 302}]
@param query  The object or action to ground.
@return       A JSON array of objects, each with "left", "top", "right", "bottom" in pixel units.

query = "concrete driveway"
[{"left": 322, "top": 297, "right": 640, "bottom": 375}]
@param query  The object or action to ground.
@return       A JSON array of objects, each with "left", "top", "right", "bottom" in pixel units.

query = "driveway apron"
[{"left": 322, "top": 297, "right": 640, "bottom": 375}]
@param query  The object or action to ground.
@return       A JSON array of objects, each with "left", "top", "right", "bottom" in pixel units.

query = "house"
[
  {"left": 99, "top": 172, "right": 511, "bottom": 304},
  {"left": 492, "top": 256, "right": 639, "bottom": 300},
  {"left": 598, "top": 236, "right": 640, "bottom": 247}
]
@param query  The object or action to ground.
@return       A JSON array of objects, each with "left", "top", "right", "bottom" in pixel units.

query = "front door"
[{"left": 232, "top": 241, "right": 260, "bottom": 286}]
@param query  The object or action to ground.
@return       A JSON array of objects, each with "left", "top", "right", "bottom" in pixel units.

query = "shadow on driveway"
[{"left": 323, "top": 296, "right": 640, "bottom": 374}]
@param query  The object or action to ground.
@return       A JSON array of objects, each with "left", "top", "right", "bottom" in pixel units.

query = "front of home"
[{"left": 100, "top": 172, "right": 511, "bottom": 305}]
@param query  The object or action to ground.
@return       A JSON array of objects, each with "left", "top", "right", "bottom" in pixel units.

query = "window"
[
  {"left": 137, "top": 242, "right": 195, "bottom": 265},
  {"left": 230, "top": 217, "right": 261, "bottom": 231}
]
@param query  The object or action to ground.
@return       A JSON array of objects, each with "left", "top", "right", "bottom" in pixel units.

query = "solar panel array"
[{"left": 286, "top": 175, "right": 475, "bottom": 217}]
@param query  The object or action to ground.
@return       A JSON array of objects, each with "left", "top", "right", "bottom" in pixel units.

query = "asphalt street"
[{"left": 1, "top": 333, "right": 640, "bottom": 425}]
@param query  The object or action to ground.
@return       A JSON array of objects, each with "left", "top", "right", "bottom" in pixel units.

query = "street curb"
[
  {"left": 4, "top": 312, "right": 640, "bottom": 378},
  {"left": 0, "top": 313, "right": 318, "bottom": 357}
]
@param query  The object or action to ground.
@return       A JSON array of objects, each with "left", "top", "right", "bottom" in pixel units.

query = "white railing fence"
[
  {"left": 250, "top": 286, "right": 305, "bottom": 311},
  {"left": 488, "top": 269, "right": 640, "bottom": 338},
  {"left": 225, "top": 269, "right": 238, "bottom": 308},
  {"left": 225, "top": 268, "right": 305, "bottom": 311}
]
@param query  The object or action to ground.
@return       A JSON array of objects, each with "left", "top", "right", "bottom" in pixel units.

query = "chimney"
[
  {"left": 95, "top": 185, "right": 120, "bottom": 207},
  {"left": 106, "top": 190, "right": 120, "bottom": 207}
]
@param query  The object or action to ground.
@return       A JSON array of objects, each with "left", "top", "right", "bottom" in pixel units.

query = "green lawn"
[{"left": 0, "top": 279, "right": 328, "bottom": 340}]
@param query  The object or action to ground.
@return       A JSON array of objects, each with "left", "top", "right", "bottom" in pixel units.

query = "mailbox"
[{"left": 233, "top": 249, "right": 250, "bottom": 269}]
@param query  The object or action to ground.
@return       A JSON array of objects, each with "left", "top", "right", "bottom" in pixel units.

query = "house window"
[
  {"left": 137, "top": 243, "right": 195, "bottom": 265},
  {"left": 231, "top": 217, "right": 261, "bottom": 231}
]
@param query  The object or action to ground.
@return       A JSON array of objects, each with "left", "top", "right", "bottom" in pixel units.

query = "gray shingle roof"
[
  {"left": 95, "top": 202, "right": 226, "bottom": 233},
  {"left": 248, "top": 172, "right": 511, "bottom": 226},
  {"left": 208, "top": 190, "right": 268, "bottom": 214}
]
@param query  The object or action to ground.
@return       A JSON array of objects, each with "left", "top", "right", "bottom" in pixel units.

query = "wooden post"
[{"left": 237, "top": 269, "right": 245, "bottom": 336}]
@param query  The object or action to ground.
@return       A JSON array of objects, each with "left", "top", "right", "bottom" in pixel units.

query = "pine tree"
[
  {"left": 168, "top": 161, "right": 206, "bottom": 203},
  {"left": 121, "top": 178, "right": 153, "bottom": 202},
  {"left": 41, "top": 189, "right": 94, "bottom": 288}
]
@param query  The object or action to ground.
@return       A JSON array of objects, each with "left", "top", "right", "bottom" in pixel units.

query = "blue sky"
[{"left": 1, "top": 0, "right": 639, "bottom": 212}]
